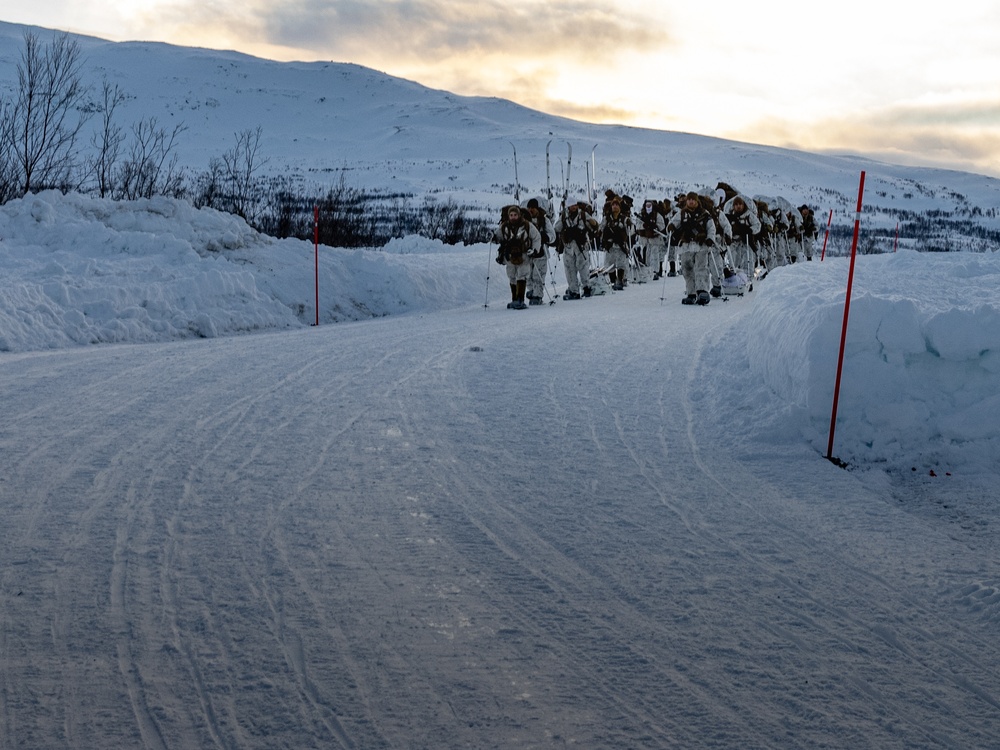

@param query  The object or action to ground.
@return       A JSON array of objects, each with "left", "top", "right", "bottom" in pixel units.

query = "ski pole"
[
  {"left": 484, "top": 232, "right": 496, "bottom": 308},
  {"left": 708, "top": 242, "right": 724, "bottom": 288},
  {"left": 541, "top": 257, "right": 557, "bottom": 306},
  {"left": 549, "top": 253, "right": 560, "bottom": 300},
  {"left": 626, "top": 232, "right": 639, "bottom": 284},
  {"left": 820, "top": 208, "right": 833, "bottom": 261},
  {"left": 659, "top": 233, "right": 672, "bottom": 305}
]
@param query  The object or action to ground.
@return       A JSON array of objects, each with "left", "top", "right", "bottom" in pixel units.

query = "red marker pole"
[
  {"left": 826, "top": 171, "right": 866, "bottom": 464},
  {"left": 820, "top": 208, "right": 833, "bottom": 261},
  {"left": 313, "top": 205, "right": 320, "bottom": 326}
]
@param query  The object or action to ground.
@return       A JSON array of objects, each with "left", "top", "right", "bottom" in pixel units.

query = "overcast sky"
[{"left": 7, "top": 1, "right": 1000, "bottom": 177}]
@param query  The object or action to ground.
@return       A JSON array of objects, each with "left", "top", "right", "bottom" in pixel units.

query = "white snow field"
[{"left": 2, "top": 192, "right": 999, "bottom": 748}]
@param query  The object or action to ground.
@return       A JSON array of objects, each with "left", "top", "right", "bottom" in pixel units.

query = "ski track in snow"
[{"left": 1, "top": 279, "right": 999, "bottom": 749}]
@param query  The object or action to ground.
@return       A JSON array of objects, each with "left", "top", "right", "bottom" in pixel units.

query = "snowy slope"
[{"left": 3, "top": 20, "right": 1000, "bottom": 241}]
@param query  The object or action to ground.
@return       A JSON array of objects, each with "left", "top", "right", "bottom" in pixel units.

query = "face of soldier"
[{"left": 508, "top": 208, "right": 520, "bottom": 222}]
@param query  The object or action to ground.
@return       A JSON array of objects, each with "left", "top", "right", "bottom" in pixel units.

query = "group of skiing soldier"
[{"left": 492, "top": 180, "right": 820, "bottom": 309}]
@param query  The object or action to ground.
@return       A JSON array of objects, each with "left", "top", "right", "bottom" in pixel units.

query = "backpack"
[
  {"left": 673, "top": 205, "right": 710, "bottom": 246},
  {"left": 637, "top": 202, "right": 661, "bottom": 238},
  {"left": 602, "top": 213, "right": 629, "bottom": 249},
  {"left": 802, "top": 211, "right": 818, "bottom": 237},
  {"left": 716, "top": 182, "right": 739, "bottom": 205},
  {"left": 698, "top": 194, "right": 725, "bottom": 242},
  {"left": 559, "top": 203, "right": 595, "bottom": 249}
]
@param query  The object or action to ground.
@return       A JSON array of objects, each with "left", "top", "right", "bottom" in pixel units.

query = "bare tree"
[
  {"left": 8, "top": 30, "right": 91, "bottom": 196},
  {"left": 221, "top": 126, "right": 269, "bottom": 223},
  {"left": 192, "top": 157, "right": 226, "bottom": 211},
  {"left": 86, "top": 81, "right": 127, "bottom": 198},
  {"left": 0, "top": 98, "right": 17, "bottom": 204},
  {"left": 117, "top": 117, "right": 187, "bottom": 200}
]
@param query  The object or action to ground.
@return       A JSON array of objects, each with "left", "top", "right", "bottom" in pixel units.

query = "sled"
[{"left": 721, "top": 269, "right": 750, "bottom": 296}]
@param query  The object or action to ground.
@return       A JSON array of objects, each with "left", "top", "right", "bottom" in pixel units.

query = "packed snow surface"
[{"left": 2, "top": 191, "right": 999, "bottom": 748}]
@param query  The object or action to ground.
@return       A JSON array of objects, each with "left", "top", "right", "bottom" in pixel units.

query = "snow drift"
[{"left": 743, "top": 252, "right": 1000, "bottom": 472}]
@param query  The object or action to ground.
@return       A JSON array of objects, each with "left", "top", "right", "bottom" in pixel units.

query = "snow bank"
[
  {"left": 0, "top": 191, "right": 488, "bottom": 352},
  {"left": 746, "top": 250, "right": 1000, "bottom": 472},
  {"left": 0, "top": 192, "right": 297, "bottom": 350}
]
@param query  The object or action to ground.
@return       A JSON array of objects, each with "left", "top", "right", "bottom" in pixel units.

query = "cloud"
[
  {"left": 149, "top": 0, "right": 669, "bottom": 66},
  {"left": 515, "top": 96, "right": 637, "bottom": 127},
  {"left": 738, "top": 99, "right": 1000, "bottom": 177},
  {"left": 102, "top": 0, "right": 1000, "bottom": 178}
]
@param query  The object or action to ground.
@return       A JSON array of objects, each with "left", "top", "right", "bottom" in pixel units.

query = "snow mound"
[
  {"left": 0, "top": 191, "right": 296, "bottom": 350},
  {"left": 745, "top": 250, "right": 1000, "bottom": 472},
  {"left": 0, "top": 191, "right": 490, "bottom": 352}
]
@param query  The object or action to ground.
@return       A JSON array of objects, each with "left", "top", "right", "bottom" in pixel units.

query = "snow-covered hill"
[{"left": 2, "top": 20, "right": 1000, "bottom": 248}]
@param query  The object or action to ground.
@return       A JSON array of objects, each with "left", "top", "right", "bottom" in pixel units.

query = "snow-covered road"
[{"left": 2, "top": 281, "right": 998, "bottom": 748}]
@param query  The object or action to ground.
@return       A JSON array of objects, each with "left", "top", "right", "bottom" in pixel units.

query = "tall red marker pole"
[
  {"left": 820, "top": 208, "right": 833, "bottom": 261},
  {"left": 826, "top": 171, "right": 866, "bottom": 464},
  {"left": 313, "top": 205, "right": 320, "bottom": 326}
]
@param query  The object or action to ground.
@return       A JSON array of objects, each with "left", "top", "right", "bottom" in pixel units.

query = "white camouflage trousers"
[
  {"left": 561, "top": 244, "right": 591, "bottom": 294},
  {"left": 679, "top": 243, "right": 712, "bottom": 295}
]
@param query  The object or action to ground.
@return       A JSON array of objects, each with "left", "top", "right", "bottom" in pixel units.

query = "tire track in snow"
[
  {"left": 5, "top": 286, "right": 999, "bottom": 748},
  {"left": 142, "top": 321, "right": 475, "bottom": 748},
  {"left": 456, "top": 295, "right": 1000, "bottom": 747},
  {"left": 153, "top": 341, "right": 365, "bottom": 748},
  {"left": 375, "top": 315, "right": 767, "bottom": 746}
]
